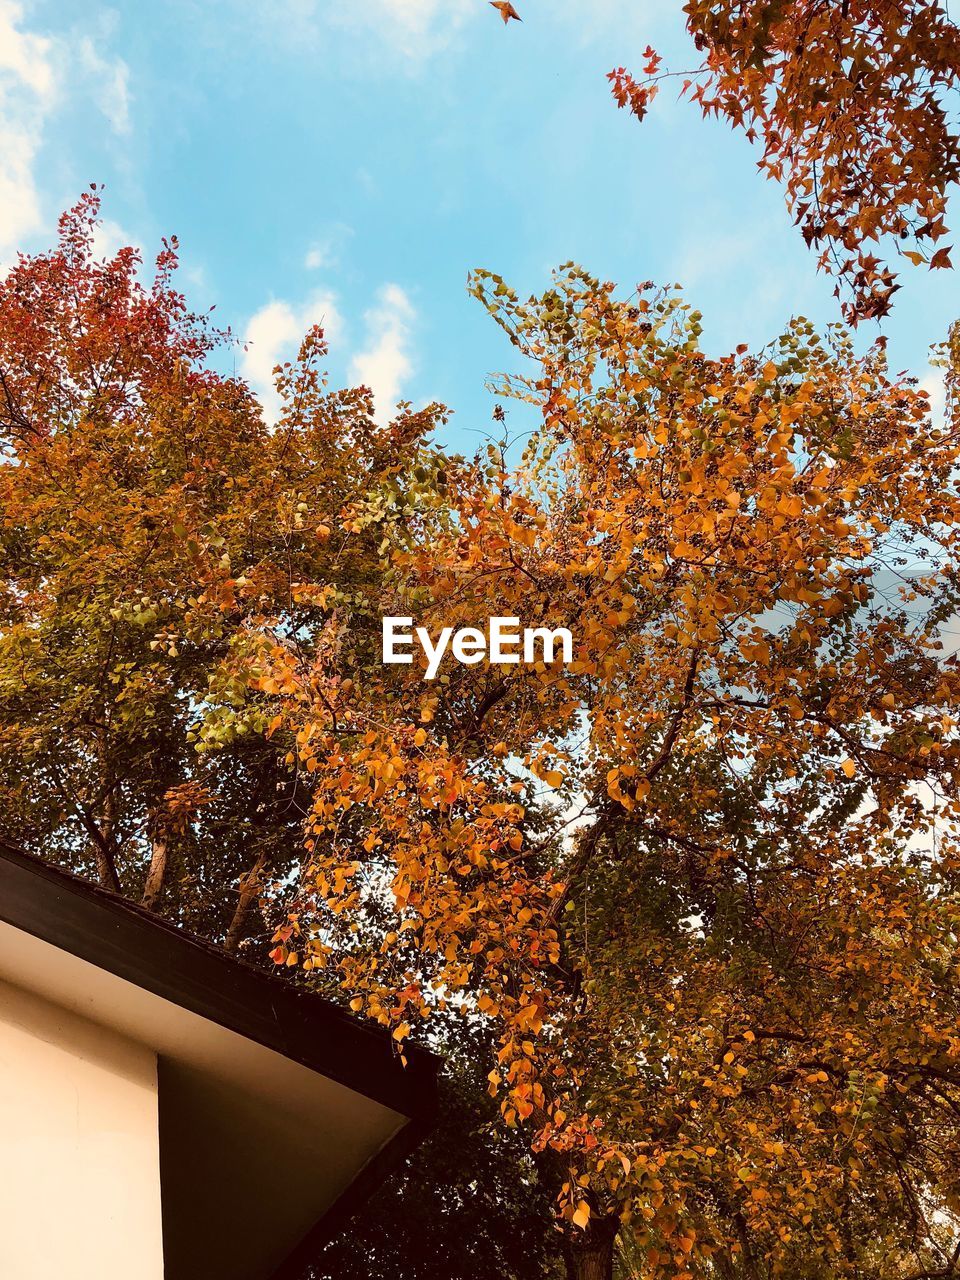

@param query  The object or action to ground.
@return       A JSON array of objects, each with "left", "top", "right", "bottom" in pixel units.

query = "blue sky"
[{"left": 3, "top": 0, "right": 956, "bottom": 451}]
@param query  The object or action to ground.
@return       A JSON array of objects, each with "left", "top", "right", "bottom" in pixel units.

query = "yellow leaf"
[
  {"left": 572, "top": 1202, "right": 591, "bottom": 1229},
  {"left": 841, "top": 758, "right": 856, "bottom": 778}
]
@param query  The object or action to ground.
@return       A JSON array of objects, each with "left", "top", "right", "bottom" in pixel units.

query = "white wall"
[{"left": 0, "top": 977, "right": 164, "bottom": 1280}]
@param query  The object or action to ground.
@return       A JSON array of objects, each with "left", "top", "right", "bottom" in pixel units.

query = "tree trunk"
[
  {"left": 141, "top": 830, "right": 168, "bottom": 911},
  {"left": 564, "top": 1216, "right": 618, "bottom": 1280},
  {"left": 224, "top": 850, "right": 268, "bottom": 952},
  {"left": 92, "top": 762, "right": 122, "bottom": 892},
  {"left": 92, "top": 838, "right": 122, "bottom": 893}
]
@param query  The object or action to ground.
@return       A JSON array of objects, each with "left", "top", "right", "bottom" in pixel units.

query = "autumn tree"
[
  {"left": 311, "top": 1023, "right": 566, "bottom": 1280},
  {"left": 488, "top": 0, "right": 959, "bottom": 320},
  {"left": 251, "top": 264, "right": 960, "bottom": 1279},
  {"left": 0, "top": 197, "right": 605, "bottom": 1278},
  {"left": 7, "top": 191, "right": 958, "bottom": 1280},
  {"left": 604, "top": 0, "right": 960, "bottom": 322},
  {"left": 0, "top": 192, "right": 446, "bottom": 946}
]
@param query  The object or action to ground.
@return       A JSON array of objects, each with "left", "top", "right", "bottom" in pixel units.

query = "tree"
[
  {"left": 6, "top": 132, "right": 960, "bottom": 1280},
  {"left": 490, "top": 1, "right": 960, "bottom": 321},
  {"left": 606, "top": 0, "right": 960, "bottom": 322},
  {"left": 0, "top": 192, "right": 445, "bottom": 946},
  {"left": 311, "top": 1026, "right": 566, "bottom": 1280},
  {"left": 0, "top": 195, "right": 590, "bottom": 1278},
  {"left": 253, "top": 265, "right": 960, "bottom": 1279}
]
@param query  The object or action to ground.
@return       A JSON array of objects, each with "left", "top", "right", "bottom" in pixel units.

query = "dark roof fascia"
[{"left": 0, "top": 841, "right": 438, "bottom": 1124}]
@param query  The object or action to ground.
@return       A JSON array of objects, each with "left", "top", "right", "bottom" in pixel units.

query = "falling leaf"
[{"left": 490, "top": 0, "right": 522, "bottom": 23}]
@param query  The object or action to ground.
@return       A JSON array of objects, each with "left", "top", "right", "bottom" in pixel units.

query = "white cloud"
[
  {"left": 242, "top": 291, "right": 343, "bottom": 423},
  {"left": 920, "top": 371, "right": 947, "bottom": 431},
  {"left": 350, "top": 284, "right": 416, "bottom": 422},
  {"left": 0, "top": 1, "right": 54, "bottom": 99},
  {"left": 304, "top": 223, "right": 353, "bottom": 272},
  {"left": 0, "top": 0, "right": 56, "bottom": 262},
  {"left": 77, "top": 33, "right": 131, "bottom": 135},
  {"left": 242, "top": 281, "right": 417, "bottom": 427},
  {"left": 367, "top": 0, "right": 473, "bottom": 53},
  {"left": 259, "top": 0, "right": 474, "bottom": 62},
  {"left": 0, "top": 3, "right": 134, "bottom": 267},
  {"left": 91, "top": 216, "right": 137, "bottom": 260}
]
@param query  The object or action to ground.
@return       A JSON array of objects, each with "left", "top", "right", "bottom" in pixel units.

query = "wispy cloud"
[
  {"left": 304, "top": 223, "right": 354, "bottom": 272},
  {"left": 0, "top": 0, "right": 55, "bottom": 263},
  {"left": 549, "top": 0, "right": 679, "bottom": 43},
  {"left": 242, "top": 291, "right": 343, "bottom": 423},
  {"left": 666, "top": 210, "right": 827, "bottom": 353},
  {"left": 360, "top": 0, "right": 474, "bottom": 56},
  {"left": 77, "top": 33, "right": 131, "bottom": 135},
  {"left": 0, "top": 3, "right": 134, "bottom": 266},
  {"left": 91, "top": 217, "right": 137, "bottom": 261},
  {"left": 0, "top": 0, "right": 53, "bottom": 97},
  {"left": 249, "top": 0, "right": 475, "bottom": 64},
  {"left": 350, "top": 284, "right": 417, "bottom": 422}
]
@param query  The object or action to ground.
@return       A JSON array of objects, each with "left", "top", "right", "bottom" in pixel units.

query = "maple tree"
[
  {"left": 488, "top": 0, "right": 960, "bottom": 318},
  {"left": 482, "top": 0, "right": 960, "bottom": 322},
  {"left": 614, "top": 0, "right": 960, "bottom": 321},
  {"left": 248, "top": 264, "right": 960, "bottom": 1279}
]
